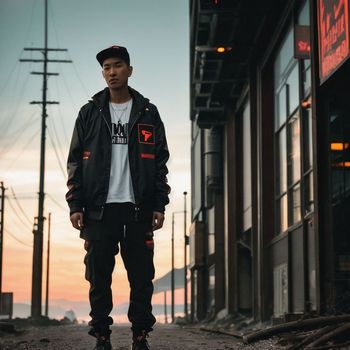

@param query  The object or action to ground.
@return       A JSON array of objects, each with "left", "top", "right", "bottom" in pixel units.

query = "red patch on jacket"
[
  {"left": 83, "top": 151, "right": 91, "bottom": 160},
  {"left": 138, "top": 124, "right": 155, "bottom": 145},
  {"left": 141, "top": 153, "right": 155, "bottom": 159}
]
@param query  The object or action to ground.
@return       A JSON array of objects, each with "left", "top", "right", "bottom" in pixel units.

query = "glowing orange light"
[
  {"left": 333, "top": 161, "right": 350, "bottom": 167},
  {"left": 216, "top": 47, "right": 231, "bottom": 53},
  {"left": 331, "top": 143, "right": 350, "bottom": 151}
]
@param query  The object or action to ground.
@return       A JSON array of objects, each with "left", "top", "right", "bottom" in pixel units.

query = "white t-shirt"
[{"left": 106, "top": 99, "right": 135, "bottom": 203}]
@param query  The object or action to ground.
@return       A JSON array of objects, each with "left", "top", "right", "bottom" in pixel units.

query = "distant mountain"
[
  {"left": 13, "top": 300, "right": 184, "bottom": 321},
  {"left": 153, "top": 267, "right": 188, "bottom": 293},
  {"left": 12, "top": 269, "right": 188, "bottom": 320}
]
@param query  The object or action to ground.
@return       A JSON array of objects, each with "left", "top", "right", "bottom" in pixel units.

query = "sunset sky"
[{"left": 0, "top": 0, "right": 190, "bottom": 317}]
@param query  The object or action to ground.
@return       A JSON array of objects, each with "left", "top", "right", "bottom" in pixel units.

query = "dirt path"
[{"left": 0, "top": 323, "right": 278, "bottom": 349}]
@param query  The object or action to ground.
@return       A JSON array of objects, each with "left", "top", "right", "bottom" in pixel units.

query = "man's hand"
[
  {"left": 70, "top": 212, "right": 84, "bottom": 230},
  {"left": 152, "top": 211, "right": 164, "bottom": 230}
]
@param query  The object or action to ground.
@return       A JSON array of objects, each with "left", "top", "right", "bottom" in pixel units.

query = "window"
[
  {"left": 298, "top": 0, "right": 314, "bottom": 216},
  {"left": 274, "top": 28, "right": 301, "bottom": 233},
  {"left": 274, "top": 0, "right": 313, "bottom": 233},
  {"left": 288, "top": 111, "right": 301, "bottom": 186},
  {"left": 243, "top": 102, "right": 252, "bottom": 231},
  {"left": 274, "top": 25, "right": 301, "bottom": 233}
]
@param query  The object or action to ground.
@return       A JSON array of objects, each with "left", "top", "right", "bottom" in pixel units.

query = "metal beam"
[
  {"left": 24, "top": 48, "right": 68, "bottom": 51},
  {"left": 31, "top": 72, "right": 59, "bottom": 76},
  {"left": 20, "top": 59, "right": 72, "bottom": 63},
  {"left": 30, "top": 101, "right": 59, "bottom": 105}
]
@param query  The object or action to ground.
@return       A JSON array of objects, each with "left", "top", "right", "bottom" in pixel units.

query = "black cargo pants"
[{"left": 82, "top": 202, "right": 156, "bottom": 338}]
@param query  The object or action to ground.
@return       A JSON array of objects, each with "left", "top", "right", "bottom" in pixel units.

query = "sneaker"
[
  {"left": 131, "top": 331, "right": 150, "bottom": 350},
  {"left": 93, "top": 336, "right": 112, "bottom": 350}
]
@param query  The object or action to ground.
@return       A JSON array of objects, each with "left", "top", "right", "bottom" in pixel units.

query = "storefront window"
[
  {"left": 288, "top": 111, "right": 301, "bottom": 185},
  {"left": 290, "top": 184, "right": 301, "bottom": 224},
  {"left": 277, "top": 194, "right": 288, "bottom": 233},
  {"left": 298, "top": 0, "right": 311, "bottom": 97},
  {"left": 276, "top": 86, "right": 287, "bottom": 130},
  {"left": 274, "top": 25, "right": 303, "bottom": 233},
  {"left": 274, "top": 28, "right": 294, "bottom": 90},
  {"left": 287, "top": 64, "right": 300, "bottom": 114},
  {"left": 277, "top": 128, "right": 288, "bottom": 195},
  {"left": 303, "top": 64, "right": 311, "bottom": 97}
]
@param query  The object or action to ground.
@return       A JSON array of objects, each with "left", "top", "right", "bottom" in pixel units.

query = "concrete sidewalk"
[{"left": 0, "top": 323, "right": 278, "bottom": 349}]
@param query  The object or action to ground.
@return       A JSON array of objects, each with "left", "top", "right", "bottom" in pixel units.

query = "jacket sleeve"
[
  {"left": 153, "top": 107, "right": 171, "bottom": 213},
  {"left": 66, "top": 110, "right": 85, "bottom": 215}
]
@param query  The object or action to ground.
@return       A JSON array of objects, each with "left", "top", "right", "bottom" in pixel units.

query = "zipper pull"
[{"left": 134, "top": 206, "right": 140, "bottom": 222}]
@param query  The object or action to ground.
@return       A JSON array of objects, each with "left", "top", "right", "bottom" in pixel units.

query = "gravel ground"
[{"left": 0, "top": 323, "right": 279, "bottom": 350}]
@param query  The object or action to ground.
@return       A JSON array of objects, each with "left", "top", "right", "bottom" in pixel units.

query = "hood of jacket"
[
  {"left": 91, "top": 86, "right": 149, "bottom": 115},
  {"left": 89, "top": 86, "right": 150, "bottom": 136}
]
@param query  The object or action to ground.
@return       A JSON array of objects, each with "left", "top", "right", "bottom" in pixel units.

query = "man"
[{"left": 66, "top": 45, "right": 170, "bottom": 350}]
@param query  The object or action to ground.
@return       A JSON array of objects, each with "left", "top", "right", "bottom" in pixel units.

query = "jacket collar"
[
  {"left": 91, "top": 87, "right": 149, "bottom": 133},
  {"left": 91, "top": 86, "right": 149, "bottom": 113}
]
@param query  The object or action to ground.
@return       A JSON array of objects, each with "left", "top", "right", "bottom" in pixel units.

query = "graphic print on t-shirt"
[{"left": 112, "top": 121, "right": 128, "bottom": 144}]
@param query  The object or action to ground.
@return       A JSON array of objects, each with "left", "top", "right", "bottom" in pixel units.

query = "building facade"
[{"left": 189, "top": 0, "right": 350, "bottom": 323}]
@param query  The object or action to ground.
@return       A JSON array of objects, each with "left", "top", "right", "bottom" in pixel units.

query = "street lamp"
[{"left": 171, "top": 210, "right": 182, "bottom": 323}]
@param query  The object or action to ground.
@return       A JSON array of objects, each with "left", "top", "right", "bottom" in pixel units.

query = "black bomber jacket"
[{"left": 66, "top": 86, "right": 170, "bottom": 219}]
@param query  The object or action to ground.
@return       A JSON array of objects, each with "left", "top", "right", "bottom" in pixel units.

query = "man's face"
[{"left": 102, "top": 57, "right": 133, "bottom": 90}]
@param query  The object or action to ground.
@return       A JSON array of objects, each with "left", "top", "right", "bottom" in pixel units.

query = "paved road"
[{"left": 0, "top": 323, "right": 277, "bottom": 349}]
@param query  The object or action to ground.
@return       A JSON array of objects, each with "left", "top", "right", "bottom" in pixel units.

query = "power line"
[
  {"left": 6, "top": 197, "right": 32, "bottom": 231},
  {"left": 71, "top": 61, "right": 90, "bottom": 99},
  {"left": 4, "top": 228, "right": 32, "bottom": 248},
  {"left": 47, "top": 127, "right": 67, "bottom": 180},
  {"left": 0, "top": 59, "right": 21, "bottom": 99},
  {"left": 0, "top": 67, "right": 33, "bottom": 139},
  {"left": 58, "top": 65, "right": 80, "bottom": 111},
  {"left": 6, "top": 194, "right": 36, "bottom": 200},
  {"left": 1, "top": 110, "right": 39, "bottom": 141},
  {"left": 10, "top": 187, "right": 33, "bottom": 226},
  {"left": 0, "top": 0, "right": 40, "bottom": 97},
  {"left": 3, "top": 128, "right": 40, "bottom": 173},
  {"left": 47, "top": 103, "right": 67, "bottom": 161},
  {"left": 46, "top": 193, "right": 67, "bottom": 212},
  {"left": 1, "top": 110, "right": 39, "bottom": 159},
  {"left": 53, "top": 75, "right": 70, "bottom": 146}
]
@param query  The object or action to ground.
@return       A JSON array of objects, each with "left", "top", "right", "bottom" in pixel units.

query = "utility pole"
[
  {"left": 20, "top": 0, "right": 71, "bottom": 318},
  {"left": 183, "top": 191, "right": 188, "bottom": 319},
  {"left": 171, "top": 210, "right": 182, "bottom": 322},
  {"left": 164, "top": 290, "right": 168, "bottom": 324},
  {"left": 0, "top": 182, "right": 6, "bottom": 312},
  {"left": 45, "top": 212, "right": 51, "bottom": 317}
]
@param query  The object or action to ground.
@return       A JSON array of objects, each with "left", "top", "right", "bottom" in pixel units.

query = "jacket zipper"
[
  {"left": 94, "top": 100, "right": 145, "bottom": 210},
  {"left": 128, "top": 109, "right": 143, "bottom": 207},
  {"left": 98, "top": 107, "right": 113, "bottom": 208},
  {"left": 99, "top": 108, "right": 112, "bottom": 136},
  {"left": 100, "top": 105, "right": 142, "bottom": 210}
]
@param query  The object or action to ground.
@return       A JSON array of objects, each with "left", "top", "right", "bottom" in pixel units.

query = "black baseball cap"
[{"left": 96, "top": 45, "right": 130, "bottom": 66}]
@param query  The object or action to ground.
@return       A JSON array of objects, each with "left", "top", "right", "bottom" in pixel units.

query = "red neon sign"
[
  {"left": 294, "top": 25, "right": 311, "bottom": 59},
  {"left": 318, "top": 0, "right": 350, "bottom": 83}
]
